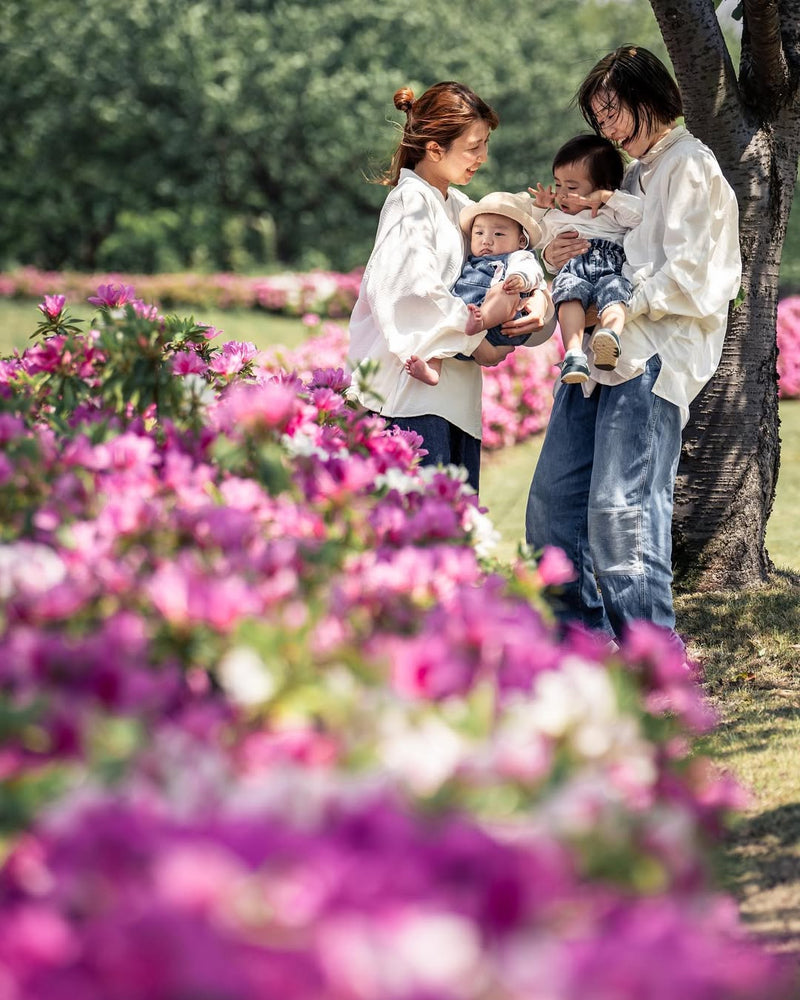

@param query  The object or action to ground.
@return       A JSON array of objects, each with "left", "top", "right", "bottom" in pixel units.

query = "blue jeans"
[
  {"left": 551, "top": 239, "right": 632, "bottom": 315},
  {"left": 525, "top": 355, "right": 682, "bottom": 641},
  {"left": 389, "top": 414, "right": 482, "bottom": 492}
]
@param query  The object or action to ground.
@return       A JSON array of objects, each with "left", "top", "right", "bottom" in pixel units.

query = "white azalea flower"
[
  {"left": 216, "top": 647, "right": 276, "bottom": 706},
  {"left": 0, "top": 541, "right": 67, "bottom": 600}
]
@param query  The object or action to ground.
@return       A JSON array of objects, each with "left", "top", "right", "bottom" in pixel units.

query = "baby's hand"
[
  {"left": 503, "top": 273, "right": 525, "bottom": 294},
  {"left": 465, "top": 302, "right": 484, "bottom": 336},
  {"left": 528, "top": 183, "right": 555, "bottom": 209}
]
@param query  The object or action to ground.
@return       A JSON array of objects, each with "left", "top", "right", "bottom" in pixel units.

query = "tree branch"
[{"left": 740, "top": 0, "right": 790, "bottom": 100}]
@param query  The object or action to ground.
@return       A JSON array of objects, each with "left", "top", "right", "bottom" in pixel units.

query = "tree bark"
[{"left": 649, "top": 0, "right": 800, "bottom": 590}]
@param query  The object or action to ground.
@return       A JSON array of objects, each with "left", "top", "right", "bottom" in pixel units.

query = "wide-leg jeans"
[{"left": 526, "top": 355, "right": 682, "bottom": 640}]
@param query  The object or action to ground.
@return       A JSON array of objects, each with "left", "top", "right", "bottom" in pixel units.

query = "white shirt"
[
  {"left": 347, "top": 169, "right": 555, "bottom": 440},
  {"left": 532, "top": 190, "right": 643, "bottom": 248},
  {"left": 584, "top": 126, "right": 741, "bottom": 426},
  {"left": 487, "top": 249, "right": 547, "bottom": 292}
]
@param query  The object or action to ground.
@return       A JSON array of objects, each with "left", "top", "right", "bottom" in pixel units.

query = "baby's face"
[
  {"left": 470, "top": 213, "right": 524, "bottom": 256},
  {"left": 553, "top": 160, "right": 595, "bottom": 215}
]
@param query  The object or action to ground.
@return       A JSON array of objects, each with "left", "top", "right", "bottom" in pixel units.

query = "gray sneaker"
[
  {"left": 560, "top": 354, "right": 590, "bottom": 384},
  {"left": 590, "top": 328, "right": 621, "bottom": 371}
]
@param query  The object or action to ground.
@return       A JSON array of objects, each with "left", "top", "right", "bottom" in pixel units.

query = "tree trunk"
[{"left": 649, "top": 0, "right": 800, "bottom": 590}]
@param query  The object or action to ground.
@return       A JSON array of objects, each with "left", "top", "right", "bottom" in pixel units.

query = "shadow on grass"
[
  {"left": 676, "top": 569, "right": 800, "bottom": 690},
  {"left": 712, "top": 710, "right": 800, "bottom": 759},
  {"left": 723, "top": 804, "right": 800, "bottom": 955},
  {"left": 675, "top": 571, "right": 800, "bottom": 954}
]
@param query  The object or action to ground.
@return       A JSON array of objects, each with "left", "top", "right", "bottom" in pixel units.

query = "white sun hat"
[{"left": 459, "top": 190, "right": 542, "bottom": 247}]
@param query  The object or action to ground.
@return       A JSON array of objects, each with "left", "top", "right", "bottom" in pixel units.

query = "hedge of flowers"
[
  {"left": 0, "top": 267, "right": 363, "bottom": 318},
  {"left": 257, "top": 315, "right": 563, "bottom": 452},
  {"left": 0, "top": 286, "right": 796, "bottom": 999}
]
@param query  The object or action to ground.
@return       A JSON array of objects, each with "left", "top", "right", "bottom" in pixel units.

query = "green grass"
[
  {"left": 677, "top": 577, "right": 800, "bottom": 953},
  {"left": 3, "top": 296, "right": 799, "bottom": 951}
]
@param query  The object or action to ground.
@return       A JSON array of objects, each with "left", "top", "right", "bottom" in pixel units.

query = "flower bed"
[
  {"left": 0, "top": 266, "right": 363, "bottom": 317},
  {"left": 0, "top": 287, "right": 795, "bottom": 998}
]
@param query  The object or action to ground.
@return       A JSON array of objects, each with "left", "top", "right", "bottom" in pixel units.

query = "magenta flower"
[
  {"left": 536, "top": 545, "right": 577, "bottom": 586},
  {"left": 171, "top": 350, "right": 207, "bottom": 375},
  {"left": 37, "top": 294, "right": 66, "bottom": 320},
  {"left": 87, "top": 283, "right": 136, "bottom": 308},
  {"left": 208, "top": 341, "right": 258, "bottom": 376}
]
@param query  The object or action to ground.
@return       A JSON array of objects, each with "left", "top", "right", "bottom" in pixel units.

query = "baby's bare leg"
[
  {"left": 597, "top": 301, "right": 626, "bottom": 337},
  {"left": 557, "top": 300, "right": 587, "bottom": 353},
  {"left": 478, "top": 284, "right": 521, "bottom": 334},
  {"left": 405, "top": 355, "right": 443, "bottom": 386}
]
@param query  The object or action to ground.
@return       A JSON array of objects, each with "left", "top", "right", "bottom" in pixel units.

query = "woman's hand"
[
  {"left": 472, "top": 340, "right": 514, "bottom": 368},
  {"left": 500, "top": 288, "right": 556, "bottom": 346},
  {"left": 542, "top": 230, "right": 590, "bottom": 271}
]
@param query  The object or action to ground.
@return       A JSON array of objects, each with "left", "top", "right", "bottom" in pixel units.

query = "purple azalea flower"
[
  {"left": 37, "top": 294, "right": 66, "bottom": 320},
  {"left": 87, "top": 283, "right": 137, "bottom": 308}
]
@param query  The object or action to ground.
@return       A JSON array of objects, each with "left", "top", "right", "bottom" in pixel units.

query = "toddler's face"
[
  {"left": 470, "top": 213, "right": 525, "bottom": 256},
  {"left": 553, "top": 160, "right": 595, "bottom": 215}
]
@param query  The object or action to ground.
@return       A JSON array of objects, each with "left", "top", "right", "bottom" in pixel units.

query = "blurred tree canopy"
[
  {"left": 1, "top": 0, "right": 797, "bottom": 281},
  {"left": 0, "top": 0, "right": 667, "bottom": 273}
]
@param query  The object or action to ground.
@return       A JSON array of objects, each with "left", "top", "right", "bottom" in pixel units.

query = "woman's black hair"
[
  {"left": 552, "top": 134, "right": 625, "bottom": 191},
  {"left": 577, "top": 45, "right": 682, "bottom": 141}
]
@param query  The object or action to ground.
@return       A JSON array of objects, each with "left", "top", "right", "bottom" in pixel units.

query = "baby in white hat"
[{"left": 405, "top": 191, "right": 549, "bottom": 385}]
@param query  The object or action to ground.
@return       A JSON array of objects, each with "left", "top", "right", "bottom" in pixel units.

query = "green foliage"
[
  {"left": 0, "top": 0, "right": 666, "bottom": 273},
  {"left": 15, "top": 303, "right": 216, "bottom": 431}
]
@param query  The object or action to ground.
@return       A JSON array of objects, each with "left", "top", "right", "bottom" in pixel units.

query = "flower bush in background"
[
  {"left": 0, "top": 266, "right": 363, "bottom": 318},
  {"left": 0, "top": 290, "right": 795, "bottom": 999},
  {"left": 777, "top": 296, "right": 800, "bottom": 398}
]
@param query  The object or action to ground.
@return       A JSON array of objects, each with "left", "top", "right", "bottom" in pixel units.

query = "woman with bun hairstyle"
[{"left": 348, "top": 81, "right": 555, "bottom": 492}]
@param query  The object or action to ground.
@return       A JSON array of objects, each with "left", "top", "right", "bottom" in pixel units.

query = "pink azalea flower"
[
  {"left": 87, "top": 283, "right": 137, "bottom": 308},
  {"left": 536, "top": 545, "right": 577, "bottom": 586},
  {"left": 172, "top": 350, "right": 207, "bottom": 375},
  {"left": 37, "top": 294, "right": 66, "bottom": 320},
  {"left": 208, "top": 341, "right": 258, "bottom": 376}
]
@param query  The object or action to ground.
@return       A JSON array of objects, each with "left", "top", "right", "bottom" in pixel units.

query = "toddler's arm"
[{"left": 558, "top": 188, "right": 643, "bottom": 228}]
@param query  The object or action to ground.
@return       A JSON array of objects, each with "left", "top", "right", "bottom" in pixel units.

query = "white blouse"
[
  {"left": 532, "top": 190, "right": 644, "bottom": 247},
  {"left": 347, "top": 169, "right": 485, "bottom": 437},
  {"left": 586, "top": 126, "right": 742, "bottom": 426}
]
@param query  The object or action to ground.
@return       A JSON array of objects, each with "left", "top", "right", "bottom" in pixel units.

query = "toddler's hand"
[
  {"left": 559, "top": 189, "right": 606, "bottom": 217},
  {"left": 528, "top": 183, "right": 555, "bottom": 209}
]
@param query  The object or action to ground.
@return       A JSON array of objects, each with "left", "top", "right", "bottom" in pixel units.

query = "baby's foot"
[
  {"left": 465, "top": 303, "right": 484, "bottom": 336},
  {"left": 405, "top": 355, "right": 441, "bottom": 386}
]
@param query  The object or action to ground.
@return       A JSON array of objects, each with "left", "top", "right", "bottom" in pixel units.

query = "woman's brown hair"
[{"left": 382, "top": 81, "right": 499, "bottom": 187}]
